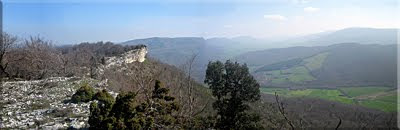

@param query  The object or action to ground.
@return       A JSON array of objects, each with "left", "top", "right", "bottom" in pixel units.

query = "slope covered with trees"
[{"left": 238, "top": 43, "right": 396, "bottom": 87}]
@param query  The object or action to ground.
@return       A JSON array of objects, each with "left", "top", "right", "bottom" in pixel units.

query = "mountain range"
[
  {"left": 121, "top": 27, "right": 398, "bottom": 87},
  {"left": 245, "top": 43, "right": 396, "bottom": 87},
  {"left": 283, "top": 27, "right": 397, "bottom": 47}
]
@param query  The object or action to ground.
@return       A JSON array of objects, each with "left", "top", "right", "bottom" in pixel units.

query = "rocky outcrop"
[
  {"left": 0, "top": 77, "right": 117, "bottom": 129},
  {"left": 0, "top": 46, "right": 145, "bottom": 129},
  {"left": 89, "top": 46, "right": 147, "bottom": 79},
  {"left": 104, "top": 46, "right": 147, "bottom": 68}
]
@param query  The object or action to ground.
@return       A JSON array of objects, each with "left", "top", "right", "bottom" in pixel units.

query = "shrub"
[
  {"left": 89, "top": 80, "right": 179, "bottom": 129},
  {"left": 89, "top": 91, "right": 139, "bottom": 130},
  {"left": 193, "top": 116, "right": 216, "bottom": 129},
  {"left": 71, "top": 83, "right": 95, "bottom": 103},
  {"left": 93, "top": 89, "right": 115, "bottom": 106}
]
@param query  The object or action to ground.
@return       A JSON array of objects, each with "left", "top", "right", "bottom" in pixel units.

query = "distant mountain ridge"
[
  {"left": 122, "top": 37, "right": 205, "bottom": 47},
  {"left": 122, "top": 37, "right": 206, "bottom": 67},
  {"left": 120, "top": 27, "right": 397, "bottom": 84},
  {"left": 242, "top": 43, "right": 396, "bottom": 87},
  {"left": 284, "top": 27, "right": 398, "bottom": 46}
]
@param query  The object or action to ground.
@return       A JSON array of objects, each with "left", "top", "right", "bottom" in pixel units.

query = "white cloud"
[
  {"left": 263, "top": 14, "right": 287, "bottom": 21},
  {"left": 304, "top": 7, "right": 320, "bottom": 12}
]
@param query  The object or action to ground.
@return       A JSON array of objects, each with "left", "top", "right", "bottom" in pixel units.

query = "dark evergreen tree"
[
  {"left": 88, "top": 89, "right": 117, "bottom": 129},
  {"left": 205, "top": 60, "right": 262, "bottom": 129},
  {"left": 136, "top": 80, "right": 180, "bottom": 129},
  {"left": 88, "top": 80, "right": 179, "bottom": 129}
]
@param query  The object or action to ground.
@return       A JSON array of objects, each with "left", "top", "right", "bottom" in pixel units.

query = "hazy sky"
[{"left": 3, "top": 0, "right": 399, "bottom": 44}]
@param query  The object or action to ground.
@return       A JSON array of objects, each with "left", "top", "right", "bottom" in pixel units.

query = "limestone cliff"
[{"left": 104, "top": 46, "right": 147, "bottom": 68}]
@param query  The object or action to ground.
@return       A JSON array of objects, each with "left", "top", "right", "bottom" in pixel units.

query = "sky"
[{"left": 3, "top": 0, "right": 399, "bottom": 44}]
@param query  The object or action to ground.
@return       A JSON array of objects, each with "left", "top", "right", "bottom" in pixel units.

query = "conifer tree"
[{"left": 88, "top": 80, "right": 179, "bottom": 129}]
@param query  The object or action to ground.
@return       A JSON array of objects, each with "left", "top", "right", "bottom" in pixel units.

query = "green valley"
[
  {"left": 261, "top": 86, "right": 398, "bottom": 112},
  {"left": 259, "top": 52, "right": 329, "bottom": 85}
]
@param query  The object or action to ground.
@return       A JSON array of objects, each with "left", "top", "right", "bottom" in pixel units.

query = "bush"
[
  {"left": 93, "top": 89, "right": 115, "bottom": 105},
  {"left": 71, "top": 83, "right": 95, "bottom": 103},
  {"left": 89, "top": 80, "right": 179, "bottom": 129},
  {"left": 193, "top": 116, "right": 216, "bottom": 129},
  {"left": 89, "top": 91, "right": 139, "bottom": 130}
]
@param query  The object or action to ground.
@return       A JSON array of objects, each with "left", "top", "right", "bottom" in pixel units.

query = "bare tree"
[
  {"left": 128, "top": 62, "right": 161, "bottom": 101},
  {"left": 24, "top": 37, "right": 61, "bottom": 79},
  {"left": 186, "top": 53, "right": 197, "bottom": 117},
  {"left": 90, "top": 56, "right": 98, "bottom": 78},
  {"left": 275, "top": 92, "right": 295, "bottom": 130},
  {"left": 335, "top": 117, "right": 342, "bottom": 130},
  {"left": 176, "top": 53, "right": 212, "bottom": 128},
  {"left": 60, "top": 54, "right": 70, "bottom": 76},
  {"left": 4, "top": 36, "right": 64, "bottom": 79},
  {"left": 0, "top": 33, "right": 18, "bottom": 78}
]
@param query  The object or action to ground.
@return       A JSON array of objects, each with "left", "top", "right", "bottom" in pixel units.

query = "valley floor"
[{"left": 260, "top": 86, "right": 398, "bottom": 112}]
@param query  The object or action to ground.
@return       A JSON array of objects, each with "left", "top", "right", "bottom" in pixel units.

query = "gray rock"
[{"left": 0, "top": 77, "right": 118, "bottom": 129}]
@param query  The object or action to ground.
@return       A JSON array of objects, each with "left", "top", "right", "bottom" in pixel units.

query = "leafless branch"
[
  {"left": 275, "top": 92, "right": 295, "bottom": 130},
  {"left": 335, "top": 117, "right": 341, "bottom": 130}
]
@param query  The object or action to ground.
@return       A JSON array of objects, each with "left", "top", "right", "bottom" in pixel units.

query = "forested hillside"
[
  {"left": 243, "top": 43, "right": 396, "bottom": 87},
  {"left": 121, "top": 28, "right": 398, "bottom": 85}
]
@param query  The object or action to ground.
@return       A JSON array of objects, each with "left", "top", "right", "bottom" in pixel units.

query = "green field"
[
  {"left": 264, "top": 52, "right": 329, "bottom": 84},
  {"left": 259, "top": 52, "right": 397, "bottom": 112},
  {"left": 266, "top": 66, "right": 315, "bottom": 84},
  {"left": 375, "top": 91, "right": 397, "bottom": 102},
  {"left": 340, "top": 87, "right": 391, "bottom": 97},
  {"left": 303, "top": 52, "right": 329, "bottom": 71},
  {"left": 261, "top": 87, "right": 397, "bottom": 112},
  {"left": 307, "top": 89, "right": 354, "bottom": 104},
  {"left": 260, "top": 88, "right": 289, "bottom": 95}
]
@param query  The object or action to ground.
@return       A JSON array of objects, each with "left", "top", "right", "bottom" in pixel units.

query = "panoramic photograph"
[{"left": 0, "top": 0, "right": 398, "bottom": 129}]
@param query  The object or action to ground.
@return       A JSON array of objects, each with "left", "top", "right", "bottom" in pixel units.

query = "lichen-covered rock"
[{"left": 0, "top": 77, "right": 118, "bottom": 129}]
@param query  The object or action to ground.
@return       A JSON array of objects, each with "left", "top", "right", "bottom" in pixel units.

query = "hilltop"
[{"left": 0, "top": 41, "right": 212, "bottom": 129}]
